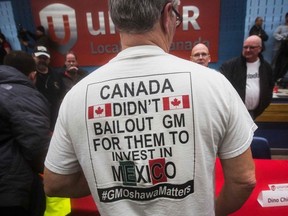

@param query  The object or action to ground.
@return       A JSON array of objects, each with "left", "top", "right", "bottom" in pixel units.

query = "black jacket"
[
  {"left": 0, "top": 65, "right": 50, "bottom": 212},
  {"left": 58, "top": 66, "right": 88, "bottom": 95},
  {"left": 35, "top": 67, "right": 65, "bottom": 130},
  {"left": 219, "top": 55, "right": 274, "bottom": 119}
]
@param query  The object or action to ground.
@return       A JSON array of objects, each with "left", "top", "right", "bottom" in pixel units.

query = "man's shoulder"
[
  {"left": 0, "top": 65, "right": 35, "bottom": 87},
  {"left": 225, "top": 56, "right": 242, "bottom": 64},
  {"left": 220, "top": 56, "right": 242, "bottom": 69},
  {"left": 1, "top": 80, "right": 49, "bottom": 111},
  {"left": 275, "top": 24, "right": 286, "bottom": 31},
  {"left": 249, "top": 25, "right": 258, "bottom": 31}
]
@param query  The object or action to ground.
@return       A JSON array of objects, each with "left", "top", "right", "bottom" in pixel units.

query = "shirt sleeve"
[
  {"left": 217, "top": 79, "right": 257, "bottom": 159},
  {"left": 45, "top": 96, "right": 82, "bottom": 175}
]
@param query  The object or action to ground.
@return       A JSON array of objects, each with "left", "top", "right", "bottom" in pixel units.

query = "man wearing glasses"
[
  {"left": 190, "top": 43, "right": 211, "bottom": 67},
  {"left": 220, "top": 35, "right": 274, "bottom": 120},
  {"left": 44, "top": 1, "right": 256, "bottom": 216}
]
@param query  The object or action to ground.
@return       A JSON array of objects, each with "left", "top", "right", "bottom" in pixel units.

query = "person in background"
[
  {"left": 220, "top": 35, "right": 274, "bottom": 120},
  {"left": 32, "top": 46, "right": 71, "bottom": 216},
  {"left": 273, "top": 12, "right": 288, "bottom": 82},
  {"left": 273, "top": 38, "right": 288, "bottom": 84},
  {"left": 190, "top": 43, "right": 211, "bottom": 67},
  {"left": 0, "top": 51, "right": 50, "bottom": 216},
  {"left": 20, "top": 25, "right": 51, "bottom": 51},
  {"left": 33, "top": 46, "right": 65, "bottom": 130},
  {"left": 0, "top": 32, "right": 12, "bottom": 64},
  {"left": 44, "top": 1, "right": 256, "bottom": 216},
  {"left": 249, "top": 17, "right": 269, "bottom": 52},
  {"left": 59, "top": 50, "right": 88, "bottom": 95},
  {"left": 273, "top": 12, "right": 288, "bottom": 58}
]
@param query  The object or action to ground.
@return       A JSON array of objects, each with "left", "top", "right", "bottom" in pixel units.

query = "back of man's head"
[
  {"left": 109, "top": 0, "right": 178, "bottom": 33},
  {"left": 4, "top": 51, "right": 36, "bottom": 76}
]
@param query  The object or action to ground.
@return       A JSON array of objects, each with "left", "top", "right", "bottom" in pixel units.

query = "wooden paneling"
[{"left": 256, "top": 103, "right": 288, "bottom": 122}]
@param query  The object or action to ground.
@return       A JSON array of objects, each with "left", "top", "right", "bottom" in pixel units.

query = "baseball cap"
[{"left": 34, "top": 46, "right": 50, "bottom": 58}]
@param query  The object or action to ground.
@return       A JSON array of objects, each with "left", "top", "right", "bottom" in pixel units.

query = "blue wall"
[{"left": 210, "top": 0, "right": 247, "bottom": 70}]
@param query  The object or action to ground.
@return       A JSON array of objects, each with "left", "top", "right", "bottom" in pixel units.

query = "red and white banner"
[{"left": 30, "top": 0, "right": 220, "bottom": 67}]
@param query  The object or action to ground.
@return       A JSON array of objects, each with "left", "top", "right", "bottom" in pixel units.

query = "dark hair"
[
  {"left": 286, "top": 12, "right": 288, "bottom": 18},
  {"left": 255, "top": 17, "right": 263, "bottom": 22},
  {"left": 3, "top": 51, "right": 36, "bottom": 76}
]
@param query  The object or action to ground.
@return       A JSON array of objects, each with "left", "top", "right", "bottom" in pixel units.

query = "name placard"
[{"left": 257, "top": 183, "right": 288, "bottom": 207}]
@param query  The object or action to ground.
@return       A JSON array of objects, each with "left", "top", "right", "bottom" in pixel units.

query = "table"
[
  {"left": 255, "top": 88, "right": 288, "bottom": 122},
  {"left": 71, "top": 159, "right": 288, "bottom": 215},
  {"left": 273, "top": 88, "right": 288, "bottom": 100},
  {"left": 255, "top": 103, "right": 288, "bottom": 123},
  {"left": 216, "top": 159, "right": 288, "bottom": 216}
]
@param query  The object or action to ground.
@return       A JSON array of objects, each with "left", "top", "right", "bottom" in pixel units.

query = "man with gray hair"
[{"left": 44, "top": 1, "right": 256, "bottom": 215}]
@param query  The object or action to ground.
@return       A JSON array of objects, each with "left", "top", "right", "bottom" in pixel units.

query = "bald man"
[
  {"left": 220, "top": 35, "right": 274, "bottom": 120},
  {"left": 190, "top": 43, "right": 211, "bottom": 67}
]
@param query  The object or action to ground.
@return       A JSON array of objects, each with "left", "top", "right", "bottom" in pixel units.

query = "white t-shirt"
[
  {"left": 45, "top": 46, "right": 256, "bottom": 216},
  {"left": 245, "top": 59, "right": 260, "bottom": 110}
]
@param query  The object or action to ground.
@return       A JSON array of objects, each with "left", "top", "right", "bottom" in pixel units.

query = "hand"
[
  {"left": 68, "top": 66, "right": 78, "bottom": 76},
  {"left": 282, "top": 32, "right": 288, "bottom": 39},
  {"left": 20, "top": 40, "right": 29, "bottom": 47}
]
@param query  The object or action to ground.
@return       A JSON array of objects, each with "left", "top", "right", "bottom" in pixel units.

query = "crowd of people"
[
  {"left": 190, "top": 13, "right": 287, "bottom": 120},
  {"left": 0, "top": 28, "right": 87, "bottom": 215},
  {"left": 0, "top": 1, "right": 287, "bottom": 215}
]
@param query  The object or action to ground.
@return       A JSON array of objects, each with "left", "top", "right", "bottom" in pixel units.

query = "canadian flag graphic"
[
  {"left": 162, "top": 95, "right": 190, "bottom": 110},
  {"left": 88, "top": 104, "right": 112, "bottom": 119}
]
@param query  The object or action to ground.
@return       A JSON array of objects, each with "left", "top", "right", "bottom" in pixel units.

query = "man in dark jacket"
[
  {"left": 0, "top": 51, "right": 51, "bottom": 216},
  {"left": 58, "top": 50, "right": 88, "bottom": 96},
  {"left": 220, "top": 35, "right": 274, "bottom": 120},
  {"left": 19, "top": 25, "right": 51, "bottom": 51},
  {"left": 33, "top": 46, "right": 65, "bottom": 130},
  {"left": 249, "top": 17, "right": 269, "bottom": 52}
]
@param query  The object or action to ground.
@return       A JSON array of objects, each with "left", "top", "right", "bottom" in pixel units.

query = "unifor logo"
[{"left": 39, "top": 3, "right": 77, "bottom": 54}]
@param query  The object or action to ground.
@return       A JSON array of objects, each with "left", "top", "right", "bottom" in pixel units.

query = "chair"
[{"left": 250, "top": 137, "right": 271, "bottom": 159}]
